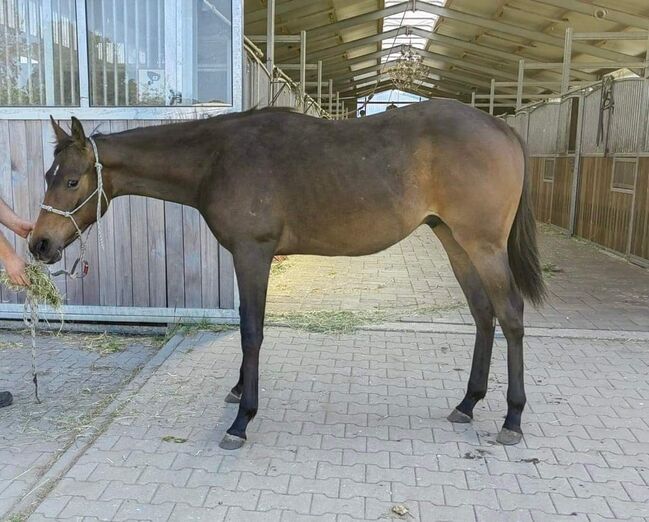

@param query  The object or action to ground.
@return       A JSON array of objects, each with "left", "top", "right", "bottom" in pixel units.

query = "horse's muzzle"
[{"left": 29, "top": 237, "right": 62, "bottom": 264}]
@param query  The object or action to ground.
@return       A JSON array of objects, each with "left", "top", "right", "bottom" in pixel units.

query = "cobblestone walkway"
[
  {"left": 268, "top": 226, "right": 649, "bottom": 331},
  {"left": 0, "top": 332, "right": 160, "bottom": 519},
  {"left": 25, "top": 328, "right": 649, "bottom": 521},
  {"left": 2, "top": 226, "right": 648, "bottom": 521}
]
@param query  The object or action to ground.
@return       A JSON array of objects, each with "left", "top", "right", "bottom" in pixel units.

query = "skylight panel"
[{"left": 381, "top": 0, "right": 447, "bottom": 63}]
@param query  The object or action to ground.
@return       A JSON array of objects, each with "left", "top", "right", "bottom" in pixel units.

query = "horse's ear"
[
  {"left": 70, "top": 116, "right": 86, "bottom": 145},
  {"left": 50, "top": 115, "right": 70, "bottom": 144}
]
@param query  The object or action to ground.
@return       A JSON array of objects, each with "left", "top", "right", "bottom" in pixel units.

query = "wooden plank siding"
[
  {"left": 574, "top": 156, "right": 633, "bottom": 255},
  {"left": 519, "top": 76, "right": 649, "bottom": 265},
  {"left": 0, "top": 119, "right": 235, "bottom": 312},
  {"left": 528, "top": 157, "right": 554, "bottom": 224},
  {"left": 550, "top": 157, "right": 574, "bottom": 230}
]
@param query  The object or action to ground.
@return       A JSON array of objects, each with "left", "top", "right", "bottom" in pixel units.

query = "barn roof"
[{"left": 243, "top": 0, "right": 649, "bottom": 104}]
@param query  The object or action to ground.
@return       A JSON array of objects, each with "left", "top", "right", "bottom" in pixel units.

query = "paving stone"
[
  {"left": 168, "top": 503, "right": 228, "bottom": 522},
  {"left": 8, "top": 226, "right": 649, "bottom": 522}
]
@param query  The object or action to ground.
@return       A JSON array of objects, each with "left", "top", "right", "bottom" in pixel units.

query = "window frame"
[
  {"left": 0, "top": 0, "right": 242, "bottom": 119},
  {"left": 611, "top": 156, "right": 637, "bottom": 194},
  {"left": 542, "top": 158, "right": 555, "bottom": 183}
]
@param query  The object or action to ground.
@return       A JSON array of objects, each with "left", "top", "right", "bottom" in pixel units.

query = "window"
[
  {"left": 0, "top": 0, "right": 80, "bottom": 106},
  {"left": 87, "top": 0, "right": 232, "bottom": 107},
  {"left": 0, "top": 0, "right": 233, "bottom": 109},
  {"left": 543, "top": 158, "right": 555, "bottom": 182},
  {"left": 612, "top": 158, "right": 636, "bottom": 192}
]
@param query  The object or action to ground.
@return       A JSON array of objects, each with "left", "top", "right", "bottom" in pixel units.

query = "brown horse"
[{"left": 30, "top": 101, "right": 545, "bottom": 449}]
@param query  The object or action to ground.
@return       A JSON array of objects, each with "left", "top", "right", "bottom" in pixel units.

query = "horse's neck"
[{"left": 99, "top": 129, "right": 203, "bottom": 207}]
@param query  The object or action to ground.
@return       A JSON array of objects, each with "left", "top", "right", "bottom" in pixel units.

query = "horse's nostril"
[{"left": 35, "top": 238, "right": 49, "bottom": 256}]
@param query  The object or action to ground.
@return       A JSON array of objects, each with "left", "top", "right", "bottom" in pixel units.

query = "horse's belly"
[{"left": 276, "top": 211, "right": 424, "bottom": 256}]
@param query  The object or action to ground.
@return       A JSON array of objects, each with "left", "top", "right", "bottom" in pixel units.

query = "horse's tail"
[{"left": 508, "top": 131, "right": 546, "bottom": 306}]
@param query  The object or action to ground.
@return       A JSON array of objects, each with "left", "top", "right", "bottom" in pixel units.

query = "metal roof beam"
[
  {"left": 335, "top": 62, "right": 491, "bottom": 89},
  {"left": 532, "top": 0, "right": 649, "bottom": 29},
  {"left": 246, "top": 0, "right": 328, "bottom": 25},
  {"left": 332, "top": 54, "right": 514, "bottom": 85},
  {"left": 341, "top": 79, "right": 466, "bottom": 100},
  {"left": 415, "top": 2, "right": 633, "bottom": 63},
  {"left": 301, "top": 2, "right": 634, "bottom": 63},
  {"left": 310, "top": 28, "right": 407, "bottom": 62},
  {"left": 312, "top": 29, "right": 594, "bottom": 83},
  {"left": 306, "top": 3, "right": 410, "bottom": 39}
]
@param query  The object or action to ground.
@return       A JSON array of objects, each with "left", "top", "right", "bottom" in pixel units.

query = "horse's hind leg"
[
  {"left": 455, "top": 235, "right": 526, "bottom": 445},
  {"left": 432, "top": 224, "right": 496, "bottom": 423}
]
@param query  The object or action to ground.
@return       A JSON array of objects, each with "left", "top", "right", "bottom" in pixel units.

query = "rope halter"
[{"left": 40, "top": 136, "right": 109, "bottom": 278}]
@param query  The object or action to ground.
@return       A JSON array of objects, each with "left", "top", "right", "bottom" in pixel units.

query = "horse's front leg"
[{"left": 220, "top": 241, "right": 275, "bottom": 450}]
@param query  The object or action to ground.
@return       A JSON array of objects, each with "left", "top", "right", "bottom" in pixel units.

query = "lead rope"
[
  {"left": 27, "top": 136, "right": 108, "bottom": 401},
  {"left": 24, "top": 292, "right": 40, "bottom": 403}
]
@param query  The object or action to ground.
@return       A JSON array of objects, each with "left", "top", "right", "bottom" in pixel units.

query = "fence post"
[
  {"left": 489, "top": 79, "right": 496, "bottom": 115},
  {"left": 471, "top": 91, "right": 476, "bottom": 108},
  {"left": 568, "top": 94, "right": 585, "bottom": 236},
  {"left": 300, "top": 30, "right": 307, "bottom": 113},
  {"left": 317, "top": 61, "right": 323, "bottom": 107},
  {"left": 266, "top": 0, "right": 276, "bottom": 105},
  {"left": 561, "top": 27, "right": 573, "bottom": 95},
  {"left": 516, "top": 59, "right": 525, "bottom": 111},
  {"left": 645, "top": 26, "right": 649, "bottom": 78},
  {"left": 328, "top": 79, "right": 333, "bottom": 115}
]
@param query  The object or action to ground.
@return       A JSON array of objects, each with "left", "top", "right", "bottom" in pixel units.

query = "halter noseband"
[{"left": 41, "top": 136, "right": 109, "bottom": 278}]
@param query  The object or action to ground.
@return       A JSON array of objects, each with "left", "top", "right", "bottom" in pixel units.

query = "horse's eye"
[{"left": 67, "top": 179, "right": 79, "bottom": 188}]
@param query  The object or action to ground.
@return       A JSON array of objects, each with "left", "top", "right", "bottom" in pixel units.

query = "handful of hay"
[{"left": 0, "top": 262, "right": 63, "bottom": 309}]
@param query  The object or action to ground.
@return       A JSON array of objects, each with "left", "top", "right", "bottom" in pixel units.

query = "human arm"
[{"left": 0, "top": 198, "right": 33, "bottom": 238}]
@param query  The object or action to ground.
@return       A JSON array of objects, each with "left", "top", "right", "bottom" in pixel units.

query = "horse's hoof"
[
  {"left": 219, "top": 433, "right": 246, "bottom": 450},
  {"left": 224, "top": 391, "right": 241, "bottom": 404},
  {"left": 447, "top": 408, "right": 472, "bottom": 424},
  {"left": 496, "top": 427, "right": 523, "bottom": 445}
]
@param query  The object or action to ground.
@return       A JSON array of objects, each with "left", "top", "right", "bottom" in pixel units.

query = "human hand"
[
  {"left": 9, "top": 217, "right": 33, "bottom": 239},
  {"left": 4, "top": 254, "right": 29, "bottom": 287}
]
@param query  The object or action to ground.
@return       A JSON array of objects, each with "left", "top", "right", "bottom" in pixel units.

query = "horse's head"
[{"left": 29, "top": 117, "right": 107, "bottom": 263}]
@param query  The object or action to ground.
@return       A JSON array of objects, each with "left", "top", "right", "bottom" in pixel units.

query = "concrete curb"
[
  {"left": 362, "top": 321, "right": 649, "bottom": 342},
  {"left": 4, "top": 334, "right": 185, "bottom": 521}
]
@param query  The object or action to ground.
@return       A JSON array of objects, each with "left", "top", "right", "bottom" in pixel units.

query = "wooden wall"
[
  {"left": 528, "top": 156, "right": 573, "bottom": 230},
  {"left": 529, "top": 153, "right": 648, "bottom": 263},
  {"left": 522, "top": 77, "right": 649, "bottom": 266},
  {"left": 0, "top": 119, "right": 235, "bottom": 310},
  {"left": 573, "top": 156, "right": 634, "bottom": 254}
]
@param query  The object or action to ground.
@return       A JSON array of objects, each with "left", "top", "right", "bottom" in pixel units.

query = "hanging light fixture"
[{"left": 388, "top": 45, "right": 428, "bottom": 90}]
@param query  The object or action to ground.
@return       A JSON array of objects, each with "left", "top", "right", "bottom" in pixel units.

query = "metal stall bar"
[
  {"left": 516, "top": 59, "right": 524, "bottom": 110},
  {"left": 328, "top": 79, "right": 333, "bottom": 114},
  {"left": 123, "top": 0, "right": 128, "bottom": 105},
  {"left": 317, "top": 60, "right": 322, "bottom": 106},
  {"left": 25, "top": 0, "right": 33, "bottom": 103},
  {"left": 561, "top": 28, "right": 573, "bottom": 95},
  {"left": 299, "top": 30, "right": 306, "bottom": 112},
  {"left": 646, "top": 29, "right": 649, "bottom": 79},
  {"left": 266, "top": 0, "right": 275, "bottom": 104},
  {"left": 68, "top": 0, "right": 76, "bottom": 104},
  {"left": 489, "top": 79, "right": 495, "bottom": 115},
  {"left": 113, "top": 0, "right": 118, "bottom": 105},
  {"left": 568, "top": 93, "right": 585, "bottom": 235}
]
